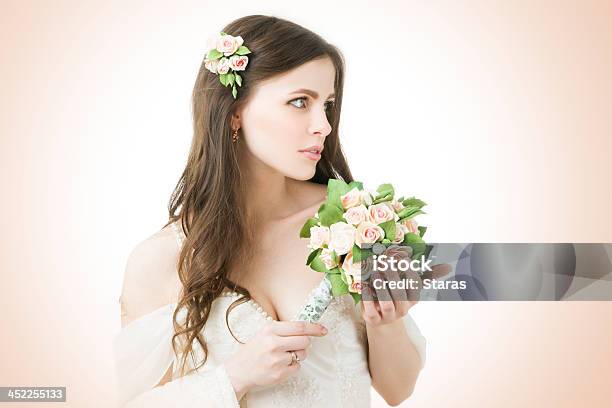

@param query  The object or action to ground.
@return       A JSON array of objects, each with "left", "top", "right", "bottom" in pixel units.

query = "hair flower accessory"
[{"left": 204, "top": 31, "right": 251, "bottom": 99}]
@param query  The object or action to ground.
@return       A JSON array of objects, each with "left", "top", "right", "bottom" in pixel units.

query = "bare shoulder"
[{"left": 119, "top": 223, "right": 182, "bottom": 327}]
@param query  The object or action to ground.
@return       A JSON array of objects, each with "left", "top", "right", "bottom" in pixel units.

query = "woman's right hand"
[{"left": 222, "top": 320, "right": 328, "bottom": 400}]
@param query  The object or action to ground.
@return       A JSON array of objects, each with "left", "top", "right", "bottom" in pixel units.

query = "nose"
[{"left": 309, "top": 105, "right": 333, "bottom": 138}]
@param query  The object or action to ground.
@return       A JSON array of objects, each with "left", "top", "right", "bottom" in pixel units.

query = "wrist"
[
  {"left": 222, "top": 361, "right": 252, "bottom": 400},
  {"left": 366, "top": 317, "right": 406, "bottom": 335}
]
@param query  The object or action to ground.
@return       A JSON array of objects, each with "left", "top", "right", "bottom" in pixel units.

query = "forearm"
[{"left": 367, "top": 318, "right": 422, "bottom": 406}]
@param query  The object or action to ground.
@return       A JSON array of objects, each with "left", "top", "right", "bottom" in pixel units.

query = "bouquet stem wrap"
[{"left": 292, "top": 276, "right": 333, "bottom": 322}]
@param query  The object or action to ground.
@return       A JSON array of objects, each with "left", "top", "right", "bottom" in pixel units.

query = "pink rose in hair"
[
  {"left": 216, "top": 34, "right": 243, "bottom": 56},
  {"left": 229, "top": 55, "right": 249, "bottom": 71}
]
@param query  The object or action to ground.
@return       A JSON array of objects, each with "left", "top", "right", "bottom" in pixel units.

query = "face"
[{"left": 234, "top": 57, "right": 336, "bottom": 180}]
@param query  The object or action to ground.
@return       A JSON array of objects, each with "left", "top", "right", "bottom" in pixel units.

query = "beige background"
[{"left": 1, "top": 1, "right": 611, "bottom": 407}]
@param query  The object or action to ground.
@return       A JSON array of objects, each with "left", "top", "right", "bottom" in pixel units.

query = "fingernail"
[{"left": 321, "top": 326, "right": 328, "bottom": 335}]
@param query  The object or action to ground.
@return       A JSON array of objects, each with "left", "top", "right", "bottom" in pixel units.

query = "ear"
[{"left": 230, "top": 111, "right": 241, "bottom": 130}]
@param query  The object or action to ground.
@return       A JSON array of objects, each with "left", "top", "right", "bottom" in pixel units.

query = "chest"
[{"left": 230, "top": 219, "right": 324, "bottom": 322}]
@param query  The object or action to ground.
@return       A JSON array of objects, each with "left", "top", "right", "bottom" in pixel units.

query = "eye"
[
  {"left": 289, "top": 97, "right": 336, "bottom": 111},
  {"left": 324, "top": 100, "right": 335, "bottom": 111},
  {"left": 289, "top": 97, "right": 307, "bottom": 109}
]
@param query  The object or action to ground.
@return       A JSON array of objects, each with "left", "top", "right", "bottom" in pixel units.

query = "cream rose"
[
  {"left": 367, "top": 203, "right": 395, "bottom": 225},
  {"left": 320, "top": 248, "right": 337, "bottom": 270},
  {"left": 401, "top": 218, "right": 419, "bottom": 234},
  {"left": 328, "top": 222, "right": 356, "bottom": 256},
  {"left": 343, "top": 204, "right": 367, "bottom": 225},
  {"left": 216, "top": 34, "right": 243, "bottom": 56},
  {"left": 355, "top": 221, "right": 384, "bottom": 245},
  {"left": 229, "top": 55, "right": 249, "bottom": 71},
  {"left": 392, "top": 222, "right": 405, "bottom": 243},
  {"left": 204, "top": 58, "right": 219, "bottom": 74},
  {"left": 360, "top": 190, "right": 374, "bottom": 206},
  {"left": 216, "top": 57, "right": 230, "bottom": 74},
  {"left": 308, "top": 226, "right": 330, "bottom": 249},
  {"left": 340, "top": 187, "right": 362, "bottom": 209}
]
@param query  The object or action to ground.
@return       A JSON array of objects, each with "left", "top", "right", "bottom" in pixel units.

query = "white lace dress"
[{"left": 113, "top": 222, "right": 427, "bottom": 407}]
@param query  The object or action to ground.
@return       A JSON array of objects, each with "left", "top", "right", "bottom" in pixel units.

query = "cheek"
[
  {"left": 240, "top": 107, "right": 315, "bottom": 178},
  {"left": 244, "top": 106, "right": 296, "bottom": 152}
]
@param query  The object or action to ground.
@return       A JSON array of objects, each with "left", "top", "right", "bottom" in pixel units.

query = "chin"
[{"left": 287, "top": 166, "right": 317, "bottom": 181}]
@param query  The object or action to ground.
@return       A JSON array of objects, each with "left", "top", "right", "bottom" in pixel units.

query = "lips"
[{"left": 299, "top": 145, "right": 323, "bottom": 154}]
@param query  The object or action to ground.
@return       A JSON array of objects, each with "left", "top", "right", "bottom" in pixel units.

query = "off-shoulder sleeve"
[
  {"left": 112, "top": 303, "right": 240, "bottom": 408},
  {"left": 402, "top": 312, "right": 427, "bottom": 369}
]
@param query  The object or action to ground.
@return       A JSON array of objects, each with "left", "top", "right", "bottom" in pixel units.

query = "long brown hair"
[{"left": 164, "top": 15, "right": 354, "bottom": 377}]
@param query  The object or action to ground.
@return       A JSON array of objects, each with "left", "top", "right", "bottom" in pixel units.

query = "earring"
[{"left": 232, "top": 128, "right": 239, "bottom": 143}]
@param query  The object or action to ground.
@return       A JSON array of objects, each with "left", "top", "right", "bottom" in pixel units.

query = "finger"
[
  {"left": 276, "top": 335, "right": 311, "bottom": 352},
  {"left": 382, "top": 262, "right": 408, "bottom": 303},
  {"left": 372, "top": 271, "right": 396, "bottom": 319},
  {"left": 361, "top": 286, "right": 381, "bottom": 324},
  {"left": 283, "top": 349, "right": 307, "bottom": 365},
  {"left": 269, "top": 321, "right": 327, "bottom": 337}
]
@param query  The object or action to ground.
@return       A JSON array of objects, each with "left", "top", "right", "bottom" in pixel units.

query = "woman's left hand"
[{"left": 359, "top": 262, "right": 451, "bottom": 327}]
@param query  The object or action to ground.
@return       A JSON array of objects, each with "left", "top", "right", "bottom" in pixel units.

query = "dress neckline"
[{"left": 220, "top": 276, "right": 327, "bottom": 322}]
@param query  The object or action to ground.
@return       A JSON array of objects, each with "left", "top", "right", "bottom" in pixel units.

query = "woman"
[{"left": 114, "top": 15, "right": 427, "bottom": 407}]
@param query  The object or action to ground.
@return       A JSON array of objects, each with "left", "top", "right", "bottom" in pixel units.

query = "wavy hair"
[{"left": 163, "top": 15, "right": 354, "bottom": 377}]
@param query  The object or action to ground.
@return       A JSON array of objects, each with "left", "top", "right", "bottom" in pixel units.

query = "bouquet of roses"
[{"left": 293, "top": 179, "right": 428, "bottom": 322}]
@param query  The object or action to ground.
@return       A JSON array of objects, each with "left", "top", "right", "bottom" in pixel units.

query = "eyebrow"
[{"left": 289, "top": 88, "right": 335, "bottom": 99}]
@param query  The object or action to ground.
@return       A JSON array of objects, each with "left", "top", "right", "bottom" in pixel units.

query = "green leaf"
[
  {"left": 219, "top": 74, "right": 227, "bottom": 86},
  {"left": 232, "top": 85, "right": 237, "bottom": 99},
  {"left": 327, "top": 179, "right": 350, "bottom": 209},
  {"left": 373, "top": 192, "right": 394, "bottom": 204},
  {"left": 376, "top": 183, "right": 394, "bottom": 198},
  {"left": 382, "top": 238, "right": 391, "bottom": 244},
  {"left": 398, "top": 207, "right": 425, "bottom": 220},
  {"left": 340, "top": 269, "right": 348, "bottom": 284},
  {"left": 300, "top": 217, "right": 320, "bottom": 238},
  {"left": 318, "top": 203, "right": 344, "bottom": 227},
  {"left": 329, "top": 273, "right": 349, "bottom": 296},
  {"left": 235, "top": 46, "right": 251, "bottom": 55},
  {"left": 207, "top": 49, "right": 223, "bottom": 60},
  {"left": 306, "top": 248, "right": 321, "bottom": 265},
  {"left": 352, "top": 244, "right": 362, "bottom": 262},
  {"left": 235, "top": 73, "right": 242, "bottom": 86},
  {"left": 350, "top": 292, "right": 361, "bottom": 304},
  {"left": 227, "top": 73, "right": 235, "bottom": 87},
  {"left": 403, "top": 232, "right": 426, "bottom": 258},
  {"left": 379, "top": 220, "right": 396, "bottom": 242},
  {"left": 347, "top": 181, "right": 364, "bottom": 191},
  {"left": 327, "top": 266, "right": 342, "bottom": 274},
  {"left": 402, "top": 197, "right": 427, "bottom": 209},
  {"left": 418, "top": 226, "right": 427, "bottom": 238},
  {"left": 309, "top": 254, "right": 330, "bottom": 273}
]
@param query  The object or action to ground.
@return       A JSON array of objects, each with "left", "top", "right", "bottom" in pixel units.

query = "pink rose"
[
  {"left": 308, "top": 226, "right": 330, "bottom": 249},
  {"left": 229, "top": 55, "right": 249, "bottom": 71},
  {"left": 341, "top": 187, "right": 362, "bottom": 209},
  {"left": 391, "top": 199, "right": 404, "bottom": 212},
  {"left": 367, "top": 203, "right": 395, "bottom": 225},
  {"left": 342, "top": 252, "right": 363, "bottom": 294},
  {"left": 216, "top": 57, "right": 230, "bottom": 74},
  {"left": 392, "top": 222, "right": 405, "bottom": 243},
  {"left": 355, "top": 221, "right": 384, "bottom": 245},
  {"left": 328, "top": 222, "right": 356, "bottom": 256},
  {"left": 343, "top": 204, "right": 367, "bottom": 225},
  {"left": 216, "top": 34, "right": 243, "bottom": 56}
]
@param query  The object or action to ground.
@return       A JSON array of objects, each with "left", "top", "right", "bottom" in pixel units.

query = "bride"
[{"left": 114, "top": 14, "right": 427, "bottom": 407}]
